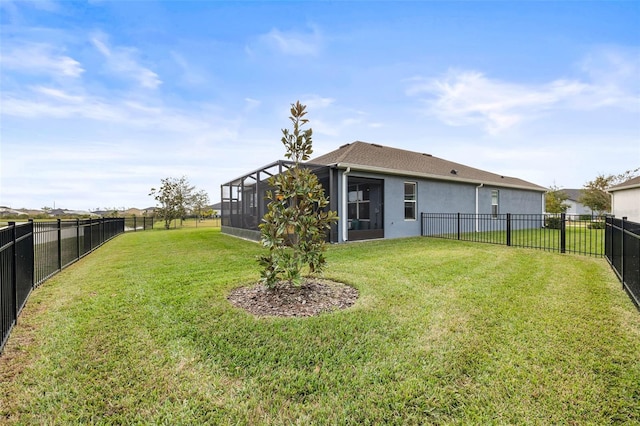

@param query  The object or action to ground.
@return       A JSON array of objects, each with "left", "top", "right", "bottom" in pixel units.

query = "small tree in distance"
[
  {"left": 579, "top": 175, "right": 612, "bottom": 216},
  {"left": 545, "top": 185, "right": 570, "bottom": 214},
  {"left": 190, "top": 189, "right": 210, "bottom": 226},
  {"left": 150, "top": 176, "right": 195, "bottom": 229},
  {"left": 258, "top": 101, "right": 338, "bottom": 288}
]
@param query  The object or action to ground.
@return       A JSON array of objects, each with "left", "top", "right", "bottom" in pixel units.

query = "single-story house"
[
  {"left": 557, "top": 189, "right": 594, "bottom": 216},
  {"left": 221, "top": 141, "right": 547, "bottom": 243},
  {"left": 608, "top": 176, "right": 640, "bottom": 223}
]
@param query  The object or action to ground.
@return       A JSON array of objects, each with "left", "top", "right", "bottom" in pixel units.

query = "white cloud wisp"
[{"left": 91, "top": 32, "right": 162, "bottom": 89}]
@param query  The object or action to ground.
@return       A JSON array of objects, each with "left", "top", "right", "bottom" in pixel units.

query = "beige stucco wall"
[{"left": 611, "top": 187, "right": 640, "bottom": 222}]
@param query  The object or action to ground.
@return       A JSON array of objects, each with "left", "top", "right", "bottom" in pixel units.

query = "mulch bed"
[{"left": 227, "top": 279, "right": 358, "bottom": 317}]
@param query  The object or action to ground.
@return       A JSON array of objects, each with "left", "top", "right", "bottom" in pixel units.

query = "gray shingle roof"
[
  {"left": 309, "top": 141, "right": 546, "bottom": 191},
  {"left": 608, "top": 175, "right": 640, "bottom": 191},
  {"left": 559, "top": 189, "right": 584, "bottom": 201}
]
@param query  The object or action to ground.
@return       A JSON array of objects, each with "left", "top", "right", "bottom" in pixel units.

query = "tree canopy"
[
  {"left": 579, "top": 168, "right": 639, "bottom": 216},
  {"left": 545, "top": 185, "right": 570, "bottom": 214},
  {"left": 150, "top": 176, "right": 203, "bottom": 229}
]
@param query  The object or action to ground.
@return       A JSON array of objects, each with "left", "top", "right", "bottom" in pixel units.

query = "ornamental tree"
[{"left": 258, "top": 101, "right": 338, "bottom": 287}]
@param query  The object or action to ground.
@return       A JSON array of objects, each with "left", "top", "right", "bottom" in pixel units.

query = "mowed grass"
[
  {"left": 435, "top": 226, "right": 605, "bottom": 255},
  {"left": 1, "top": 228, "right": 639, "bottom": 424}
]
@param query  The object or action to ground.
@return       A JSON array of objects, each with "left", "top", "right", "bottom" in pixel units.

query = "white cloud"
[
  {"left": 1, "top": 87, "right": 238, "bottom": 138},
  {"left": 32, "top": 86, "right": 85, "bottom": 103},
  {"left": 301, "top": 95, "right": 335, "bottom": 109},
  {"left": 407, "top": 48, "right": 639, "bottom": 135},
  {"left": 244, "top": 97, "right": 261, "bottom": 111},
  {"left": 580, "top": 46, "right": 639, "bottom": 87},
  {"left": 90, "top": 31, "right": 162, "bottom": 89},
  {"left": 575, "top": 46, "right": 640, "bottom": 110},
  {"left": 0, "top": 42, "right": 84, "bottom": 77},
  {"left": 170, "top": 51, "right": 207, "bottom": 86},
  {"left": 406, "top": 70, "right": 590, "bottom": 135},
  {"left": 0, "top": 0, "right": 60, "bottom": 23},
  {"left": 254, "top": 25, "right": 323, "bottom": 56}
]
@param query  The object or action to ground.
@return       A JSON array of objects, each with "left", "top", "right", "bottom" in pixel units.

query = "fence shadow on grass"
[{"left": 1, "top": 218, "right": 128, "bottom": 354}]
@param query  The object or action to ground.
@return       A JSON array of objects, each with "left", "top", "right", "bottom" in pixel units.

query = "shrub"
[
  {"left": 545, "top": 216, "right": 563, "bottom": 229},
  {"left": 587, "top": 221, "right": 605, "bottom": 229}
]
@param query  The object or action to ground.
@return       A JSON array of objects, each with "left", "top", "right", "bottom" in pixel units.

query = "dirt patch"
[{"left": 228, "top": 279, "right": 358, "bottom": 317}]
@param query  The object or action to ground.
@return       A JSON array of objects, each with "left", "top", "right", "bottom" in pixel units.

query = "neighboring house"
[
  {"left": 557, "top": 189, "right": 594, "bottom": 216},
  {"left": 0, "top": 206, "right": 26, "bottom": 217},
  {"left": 221, "top": 141, "right": 547, "bottom": 243},
  {"left": 210, "top": 202, "right": 222, "bottom": 217},
  {"left": 608, "top": 176, "right": 640, "bottom": 223}
]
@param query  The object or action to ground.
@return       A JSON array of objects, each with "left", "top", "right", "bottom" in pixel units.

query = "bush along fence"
[
  {"left": 421, "top": 213, "right": 605, "bottom": 256},
  {"left": 1, "top": 218, "right": 132, "bottom": 354},
  {"left": 605, "top": 216, "right": 640, "bottom": 309}
]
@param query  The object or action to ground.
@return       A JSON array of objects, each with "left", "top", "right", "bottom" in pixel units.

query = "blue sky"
[{"left": 1, "top": 1, "right": 638, "bottom": 210}]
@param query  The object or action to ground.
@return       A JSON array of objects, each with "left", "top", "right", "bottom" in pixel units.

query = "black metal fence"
[
  {"left": 421, "top": 213, "right": 604, "bottom": 256},
  {"left": 124, "top": 216, "right": 155, "bottom": 232},
  {"left": 1, "top": 222, "right": 33, "bottom": 356},
  {"left": 605, "top": 216, "right": 640, "bottom": 308},
  {"left": 1, "top": 218, "right": 125, "bottom": 354}
]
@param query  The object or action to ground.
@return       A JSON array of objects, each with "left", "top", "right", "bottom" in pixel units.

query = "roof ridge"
[
  {"left": 310, "top": 141, "right": 545, "bottom": 191},
  {"left": 332, "top": 141, "right": 361, "bottom": 163}
]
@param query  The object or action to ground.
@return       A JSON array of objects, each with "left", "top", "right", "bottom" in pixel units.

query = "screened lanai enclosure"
[{"left": 221, "top": 161, "right": 339, "bottom": 243}]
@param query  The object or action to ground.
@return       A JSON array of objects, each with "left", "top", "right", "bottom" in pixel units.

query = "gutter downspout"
[
  {"left": 475, "top": 183, "right": 484, "bottom": 232},
  {"left": 342, "top": 167, "right": 351, "bottom": 242}
]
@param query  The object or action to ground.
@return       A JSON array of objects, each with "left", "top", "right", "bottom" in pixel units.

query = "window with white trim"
[
  {"left": 404, "top": 182, "right": 417, "bottom": 220},
  {"left": 491, "top": 190, "right": 499, "bottom": 218}
]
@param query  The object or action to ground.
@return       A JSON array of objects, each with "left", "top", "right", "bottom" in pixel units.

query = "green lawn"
[
  {"left": 1, "top": 228, "right": 639, "bottom": 424},
  {"left": 432, "top": 226, "right": 605, "bottom": 256}
]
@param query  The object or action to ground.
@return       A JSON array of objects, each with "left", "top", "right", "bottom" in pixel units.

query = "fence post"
[
  {"left": 9, "top": 222, "right": 18, "bottom": 324},
  {"left": 506, "top": 213, "right": 512, "bottom": 247},
  {"left": 133, "top": 216, "right": 137, "bottom": 232},
  {"left": 606, "top": 215, "right": 613, "bottom": 260},
  {"left": 457, "top": 212, "right": 461, "bottom": 240},
  {"left": 57, "top": 219, "right": 62, "bottom": 272},
  {"left": 28, "top": 219, "right": 35, "bottom": 288},
  {"left": 76, "top": 218, "right": 80, "bottom": 260},
  {"left": 621, "top": 217, "right": 626, "bottom": 289},
  {"left": 560, "top": 213, "right": 566, "bottom": 253}
]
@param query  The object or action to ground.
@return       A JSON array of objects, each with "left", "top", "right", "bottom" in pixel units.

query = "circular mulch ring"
[{"left": 227, "top": 278, "right": 358, "bottom": 317}]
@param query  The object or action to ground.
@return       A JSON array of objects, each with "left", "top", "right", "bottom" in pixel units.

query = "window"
[
  {"left": 348, "top": 183, "right": 371, "bottom": 224},
  {"left": 404, "top": 182, "right": 417, "bottom": 220},
  {"left": 491, "top": 190, "right": 499, "bottom": 218}
]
